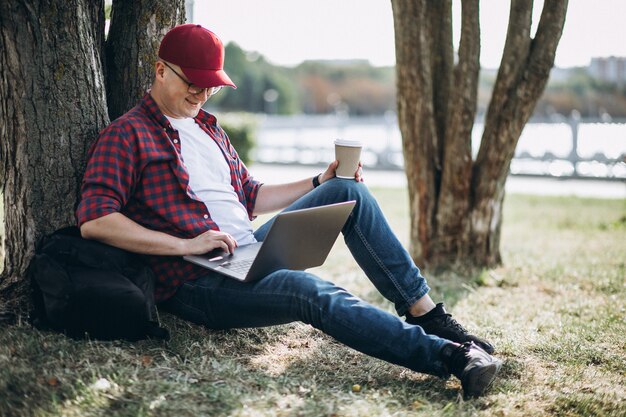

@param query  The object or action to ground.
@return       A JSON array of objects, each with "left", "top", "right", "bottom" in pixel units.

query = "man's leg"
[
  {"left": 161, "top": 270, "right": 501, "bottom": 397},
  {"left": 161, "top": 269, "right": 450, "bottom": 377},
  {"left": 253, "top": 179, "right": 428, "bottom": 316},
  {"left": 254, "top": 179, "right": 494, "bottom": 353}
]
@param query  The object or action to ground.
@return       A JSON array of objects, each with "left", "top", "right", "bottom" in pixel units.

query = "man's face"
[{"left": 156, "top": 62, "right": 211, "bottom": 119}]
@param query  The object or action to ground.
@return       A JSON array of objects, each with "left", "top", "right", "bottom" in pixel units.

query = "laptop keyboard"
[{"left": 221, "top": 258, "right": 254, "bottom": 274}]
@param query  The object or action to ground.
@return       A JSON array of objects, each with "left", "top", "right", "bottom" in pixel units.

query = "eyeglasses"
[{"left": 162, "top": 61, "right": 222, "bottom": 96}]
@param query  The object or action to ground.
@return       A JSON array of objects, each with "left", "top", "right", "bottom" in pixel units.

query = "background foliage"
[
  {"left": 218, "top": 112, "right": 258, "bottom": 166},
  {"left": 209, "top": 43, "right": 625, "bottom": 119}
]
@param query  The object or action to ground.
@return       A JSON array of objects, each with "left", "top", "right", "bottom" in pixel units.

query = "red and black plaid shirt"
[{"left": 76, "top": 93, "right": 261, "bottom": 302}]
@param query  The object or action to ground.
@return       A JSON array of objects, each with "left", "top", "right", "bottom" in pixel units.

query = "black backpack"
[{"left": 30, "top": 226, "right": 169, "bottom": 341}]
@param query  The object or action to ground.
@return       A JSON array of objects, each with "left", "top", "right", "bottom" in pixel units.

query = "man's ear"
[{"left": 155, "top": 60, "right": 166, "bottom": 81}]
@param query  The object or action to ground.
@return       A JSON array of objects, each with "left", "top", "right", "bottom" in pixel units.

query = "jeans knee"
[{"left": 322, "top": 178, "right": 370, "bottom": 203}]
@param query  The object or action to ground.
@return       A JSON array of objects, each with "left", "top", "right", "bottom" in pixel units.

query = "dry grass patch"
[{"left": 1, "top": 190, "right": 625, "bottom": 416}]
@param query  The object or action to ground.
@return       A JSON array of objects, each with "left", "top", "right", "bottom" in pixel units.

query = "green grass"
[{"left": 1, "top": 190, "right": 625, "bottom": 416}]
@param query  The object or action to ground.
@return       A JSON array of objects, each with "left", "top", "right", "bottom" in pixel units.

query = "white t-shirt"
[{"left": 166, "top": 116, "right": 256, "bottom": 245}]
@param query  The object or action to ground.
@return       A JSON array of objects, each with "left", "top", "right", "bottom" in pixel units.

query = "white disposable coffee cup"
[{"left": 334, "top": 139, "right": 363, "bottom": 179}]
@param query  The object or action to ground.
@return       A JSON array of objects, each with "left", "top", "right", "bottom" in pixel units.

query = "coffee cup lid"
[{"left": 334, "top": 139, "right": 362, "bottom": 147}]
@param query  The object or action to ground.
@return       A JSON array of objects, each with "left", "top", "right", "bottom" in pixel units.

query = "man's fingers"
[
  {"left": 320, "top": 160, "right": 339, "bottom": 183},
  {"left": 225, "top": 237, "right": 236, "bottom": 254},
  {"left": 354, "top": 164, "right": 364, "bottom": 182},
  {"left": 195, "top": 230, "right": 238, "bottom": 254},
  {"left": 220, "top": 233, "right": 237, "bottom": 254}
]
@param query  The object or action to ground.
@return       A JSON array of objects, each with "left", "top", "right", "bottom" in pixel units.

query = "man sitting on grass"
[{"left": 77, "top": 24, "right": 501, "bottom": 397}]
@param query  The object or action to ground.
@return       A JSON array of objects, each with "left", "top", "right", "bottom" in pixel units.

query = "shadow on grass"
[{"left": 0, "top": 267, "right": 510, "bottom": 417}]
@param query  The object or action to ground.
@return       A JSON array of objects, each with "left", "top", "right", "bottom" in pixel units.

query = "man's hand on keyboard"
[{"left": 185, "top": 230, "right": 238, "bottom": 256}]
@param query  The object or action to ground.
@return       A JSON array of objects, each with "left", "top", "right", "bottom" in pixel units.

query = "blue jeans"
[{"left": 161, "top": 179, "right": 449, "bottom": 377}]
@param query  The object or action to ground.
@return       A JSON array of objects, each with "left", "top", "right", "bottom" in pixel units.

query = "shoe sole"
[{"left": 463, "top": 358, "right": 502, "bottom": 398}]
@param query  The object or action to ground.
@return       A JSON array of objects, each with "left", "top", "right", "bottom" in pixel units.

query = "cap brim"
[{"left": 181, "top": 67, "right": 237, "bottom": 89}]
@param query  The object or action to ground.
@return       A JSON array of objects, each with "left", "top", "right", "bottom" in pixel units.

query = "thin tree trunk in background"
[
  {"left": 392, "top": 0, "right": 568, "bottom": 270},
  {"left": 0, "top": 0, "right": 109, "bottom": 312},
  {"left": 105, "top": 0, "right": 185, "bottom": 120},
  {"left": 434, "top": 0, "right": 480, "bottom": 264},
  {"left": 471, "top": 0, "right": 569, "bottom": 265},
  {"left": 391, "top": 0, "right": 439, "bottom": 263},
  {"left": 427, "top": 0, "right": 453, "bottom": 169}
]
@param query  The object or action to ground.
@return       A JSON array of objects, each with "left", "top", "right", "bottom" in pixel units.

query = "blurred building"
[{"left": 588, "top": 57, "right": 626, "bottom": 85}]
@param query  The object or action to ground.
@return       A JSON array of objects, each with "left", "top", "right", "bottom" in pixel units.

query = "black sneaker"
[
  {"left": 406, "top": 303, "right": 495, "bottom": 354},
  {"left": 441, "top": 342, "right": 502, "bottom": 398}
]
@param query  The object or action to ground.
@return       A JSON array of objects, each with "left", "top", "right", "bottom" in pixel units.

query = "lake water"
[
  {"left": 249, "top": 163, "right": 626, "bottom": 199},
  {"left": 254, "top": 116, "right": 626, "bottom": 179}
]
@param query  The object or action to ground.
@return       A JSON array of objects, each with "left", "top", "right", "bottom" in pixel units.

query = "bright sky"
[{"left": 194, "top": 0, "right": 626, "bottom": 69}]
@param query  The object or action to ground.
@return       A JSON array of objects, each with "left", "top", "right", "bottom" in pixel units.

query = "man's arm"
[
  {"left": 253, "top": 178, "right": 316, "bottom": 215},
  {"left": 80, "top": 212, "right": 238, "bottom": 255},
  {"left": 252, "top": 161, "right": 363, "bottom": 216}
]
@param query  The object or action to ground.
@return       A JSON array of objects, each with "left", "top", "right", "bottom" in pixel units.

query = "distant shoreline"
[{"left": 250, "top": 163, "right": 626, "bottom": 200}]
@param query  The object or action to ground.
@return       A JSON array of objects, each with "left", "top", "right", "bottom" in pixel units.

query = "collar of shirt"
[{"left": 140, "top": 91, "right": 218, "bottom": 133}]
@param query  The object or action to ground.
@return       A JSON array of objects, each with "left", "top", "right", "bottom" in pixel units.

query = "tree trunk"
[
  {"left": 0, "top": 0, "right": 186, "bottom": 314},
  {"left": 105, "top": 0, "right": 185, "bottom": 120},
  {"left": 434, "top": 0, "right": 480, "bottom": 264},
  {"left": 471, "top": 0, "right": 570, "bottom": 265},
  {"left": 0, "top": 0, "right": 109, "bottom": 313},
  {"left": 392, "top": 0, "right": 438, "bottom": 263},
  {"left": 392, "top": 0, "right": 568, "bottom": 270}
]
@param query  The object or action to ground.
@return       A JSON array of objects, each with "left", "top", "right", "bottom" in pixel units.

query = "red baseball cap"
[{"left": 158, "top": 24, "right": 236, "bottom": 89}]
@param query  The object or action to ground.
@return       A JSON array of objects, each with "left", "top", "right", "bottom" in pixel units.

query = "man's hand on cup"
[
  {"left": 354, "top": 162, "right": 364, "bottom": 182},
  {"left": 319, "top": 160, "right": 363, "bottom": 185},
  {"left": 185, "top": 229, "right": 238, "bottom": 255}
]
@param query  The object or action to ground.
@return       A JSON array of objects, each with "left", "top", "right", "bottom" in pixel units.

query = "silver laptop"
[{"left": 183, "top": 200, "right": 356, "bottom": 282}]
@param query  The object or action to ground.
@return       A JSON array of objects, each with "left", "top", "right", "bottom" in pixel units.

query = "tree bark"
[
  {"left": 105, "top": 0, "right": 185, "bottom": 120},
  {"left": 0, "top": 0, "right": 186, "bottom": 313},
  {"left": 471, "top": 0, "right": 569, "bottom": 265},
  {"left": 392, "top": 0, "right": 568, "bottom": 270},
  {"left": 434, "top": 0, "right": 480, "bottom": 264},
  {"left": 427, "top": 0, "right": 453, "bottom": 165},
  {"left": 0, "top": 0, "right": 109, "bottom": 312},
  {"left": 391, "top": 0, "right": 439, "bottom": 263}
]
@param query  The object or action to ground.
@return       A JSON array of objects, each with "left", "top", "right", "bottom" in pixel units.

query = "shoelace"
[
  {"left": 438, "top": 313, "right": 469, "bottom": 333},
  {"left": 450, "top": 341, "right": 475, "bottom": 374}
]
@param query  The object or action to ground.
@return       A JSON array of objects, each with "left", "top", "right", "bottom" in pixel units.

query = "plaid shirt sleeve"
[{"left": 76, "top": 124, "right": 137, "bottom": 226}]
